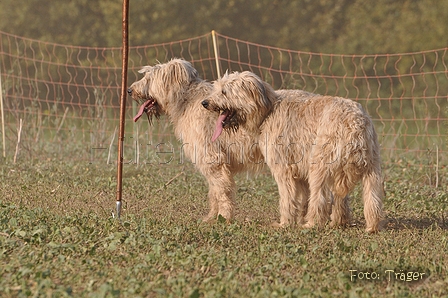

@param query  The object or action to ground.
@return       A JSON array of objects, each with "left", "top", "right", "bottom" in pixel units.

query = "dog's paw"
[
  {"left": 217, "top": 214, "right": 232, "bottom": 224},
  {"left": 201, "top": 215, "right": 216, "bottom": 224},
  {"left": 365, "top": 227, "right": 380, "bottom": 233},
  {"left": 302, "top": 221, "right": 315, "bottom": 229},
  {"left": 365, "top": 219, "right": 387, "bottom": 233},
  {"left": 271, "top": 221, "right": 289, "bottom": 228},
  {"left": 271, "top": 221, "right": 282, "bottom": 228}
]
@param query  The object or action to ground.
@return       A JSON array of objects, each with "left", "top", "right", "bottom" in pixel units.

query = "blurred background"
[
  {"left": 1, "top": 0, "right": 447, "bottom": 53},
  {"left": 0, "top": 0, "right": 446, "bottom": 175}
]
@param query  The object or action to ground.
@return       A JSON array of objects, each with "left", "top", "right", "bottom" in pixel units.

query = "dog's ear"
[
  {"left": 138, "top": 66, "right": 152, "bottom": 74},
  {"left": 165, "top": 59, "right": 199, "bottom": 86},
  {"left": 261, "top": 80, "right": 277, "bottom": 107},
  {"left": 240, "top": 72, "right": 265, "bottom": 96},
  {"left": 240, "top": 72, "right": 276, "bottom": 110}
]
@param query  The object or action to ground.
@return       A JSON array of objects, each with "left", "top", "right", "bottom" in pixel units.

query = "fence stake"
[
  {"left": 435, "top": 145, "right": 439, "bottom": 188},
  {"left": 108, "top": 126, "right": 117, "bottom": 165},
  {"left": 116, "top": 0, "right": 130, "bottom": 219},
  {"left": 0, "top": 72, "right": 5, "bottom": 158},
  {"left": 211, "top": 30, "right": 221, "bottom": 79},
  {"left": 13, "top": 118, "right": 22, "bottom": 164},
  {"left": 53, "top": 107, "right": 69, "bottom": 142}
]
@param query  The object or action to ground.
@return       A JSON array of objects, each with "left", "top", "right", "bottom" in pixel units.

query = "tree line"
[{"left": 0, "top": 0, "right": 447, "bottom": 54}]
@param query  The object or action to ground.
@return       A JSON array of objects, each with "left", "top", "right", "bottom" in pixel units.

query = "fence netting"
[{"left": 1, "top": 30, "right": 446, "bottom": 170}]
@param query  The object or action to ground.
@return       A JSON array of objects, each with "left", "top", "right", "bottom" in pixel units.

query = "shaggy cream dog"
[
  {"left": 202, "top": 71, "right": 385, "bottom": 232},
  {"left": 128, "top": 59, "right": 274, "bottom": 222}
]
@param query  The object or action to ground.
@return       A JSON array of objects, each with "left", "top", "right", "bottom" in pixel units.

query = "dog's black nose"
[
  {"left": 201, "top": 100, "right": 209, "bottom": 109},
  {"left": 127, "top": 88, "right": 132, "bottom": 95}
]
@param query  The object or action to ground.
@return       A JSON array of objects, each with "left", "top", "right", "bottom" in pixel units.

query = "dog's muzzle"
[
  {"left": 201, "top": 100, "right": 209, "bottom": 109},
  {"left": 127, "top": 88, "right": 133, "bottom": 96}
]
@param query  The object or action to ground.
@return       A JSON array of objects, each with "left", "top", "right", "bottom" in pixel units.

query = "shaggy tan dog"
[
  {"left": 202, "top": 71, "right": 385, "bottom": 232},
  {"left": 128, "top": 59, "right": 276, "bottom": 222}
]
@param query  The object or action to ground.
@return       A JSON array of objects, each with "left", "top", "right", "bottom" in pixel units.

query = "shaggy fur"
[
  {"left": 203, "top": 71, "right": 385, "bottom": 232},
  {"left": 128, "top": 59, "right": 272, "bottom": 222}
]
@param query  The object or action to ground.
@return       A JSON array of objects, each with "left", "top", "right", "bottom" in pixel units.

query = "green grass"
[{"left": 1, "top": 159, "right": 447, "bottom": 297}]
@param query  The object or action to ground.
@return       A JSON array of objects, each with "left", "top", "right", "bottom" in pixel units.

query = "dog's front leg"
[
  {"left": 272, "top": 173, "right": 301, "bottom": 227},
  {"left": 203, "top": 165, "right": 236, "bottom": 222},
  {"left": 202, "top": 186, "right": 219, "bottom": 222}
]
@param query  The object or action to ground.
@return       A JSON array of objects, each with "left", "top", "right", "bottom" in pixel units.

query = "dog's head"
[
  {"left": 202, "top": 71, "right": 277, "bottom": 141},
  {"left": 127, "top": 58, "right": 199, "bottom": 123}
]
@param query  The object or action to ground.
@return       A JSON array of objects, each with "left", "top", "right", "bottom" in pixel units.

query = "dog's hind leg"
[
  {"left": 296, "top": 180, "right": 310, "bottom": 225},
  {"left": 362, "top": 166, "right": 384, "bottom": 233},
  {"left": 328, "top": 172, "right": 353, "bottom": 227},
  {"left": 330, "top": 194, "right": 352, "bottom": 228},
  {"left": 303, "top": 166, "right": 332, "bottom": 229}
]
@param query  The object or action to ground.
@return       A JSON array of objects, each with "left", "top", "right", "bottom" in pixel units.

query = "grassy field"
[{"left": 1, "top": 158, "right": 447, "bottom": 297}]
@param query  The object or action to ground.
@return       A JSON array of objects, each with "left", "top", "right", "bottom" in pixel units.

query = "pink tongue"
[
  {"left": 211, "top": 113, "right": 228, "bottom": 142},
  {"left": 133, "top": 100, "right": 153, "bottom": 122}
]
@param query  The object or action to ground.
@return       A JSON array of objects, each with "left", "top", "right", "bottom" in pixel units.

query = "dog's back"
[
  {"left": 262, "top": 93, "right": 374, "bottom": 168},
  {"left": 276, "top": 89, "right": 317, "bottom": 101}
]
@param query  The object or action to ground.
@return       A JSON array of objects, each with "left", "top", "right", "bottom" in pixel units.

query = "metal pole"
[
  {"left": 116, "top": 0, "right": 130, "bottom": 219},
  {"left": 211, "top": 30, "right": 221, "bottom": 79}
]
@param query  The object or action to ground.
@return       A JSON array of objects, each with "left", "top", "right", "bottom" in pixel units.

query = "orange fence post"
[{"left": 116, "top": 0, "right": 130, "bottom": 219}]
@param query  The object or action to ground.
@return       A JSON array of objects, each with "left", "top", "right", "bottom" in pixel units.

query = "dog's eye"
[{"left": 222, "top": 89, "right": 226, "bottom": 96}]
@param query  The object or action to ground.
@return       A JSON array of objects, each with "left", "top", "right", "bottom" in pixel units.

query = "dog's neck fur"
[{"left": 165, "top": 78, "right": 210, "bottom": 122}]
